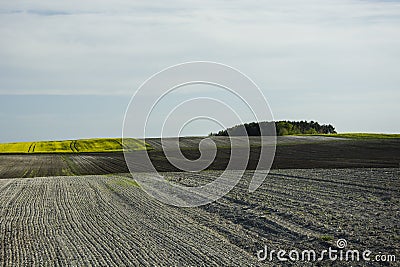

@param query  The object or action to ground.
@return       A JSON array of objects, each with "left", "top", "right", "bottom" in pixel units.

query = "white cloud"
[
  {"left": 0, "top": 0, "right": 399, "bottom": 134},
  {"left": 0, "top": 0, "right": 399, "bottom": 94}
]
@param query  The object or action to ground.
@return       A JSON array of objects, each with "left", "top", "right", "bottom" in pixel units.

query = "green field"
[
  {"left": 0, "top": 138, "right": 149, "bottom": 153},
  {"left": 310, "top": 133, "right": 400, "bottom": 139}
]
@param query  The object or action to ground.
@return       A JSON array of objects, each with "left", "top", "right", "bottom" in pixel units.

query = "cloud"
[
  {"left": 0, "top": 0, "right": 399, "bottom": 137},
  {"left": 0, "top": 1, "right": 399, "bottom": 94}
]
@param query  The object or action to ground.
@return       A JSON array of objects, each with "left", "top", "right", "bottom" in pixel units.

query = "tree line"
[{"left": 210, "top": 120, "right": 337, "bottom": 136}]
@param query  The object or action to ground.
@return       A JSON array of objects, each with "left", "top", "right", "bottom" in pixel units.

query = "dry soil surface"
[{"left": 0, "top": 169, "right": 398, "bottom": 266}]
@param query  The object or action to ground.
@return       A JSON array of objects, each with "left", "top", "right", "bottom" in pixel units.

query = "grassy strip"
[
  {"left": 300, "top": 133, "right": 400, "bottom": 139},
  {"left": 107, "top": 177, "right": 139, "bottom": 188},
  {"left": 0, "top": 138, "right": 149, "bottom": 154}
]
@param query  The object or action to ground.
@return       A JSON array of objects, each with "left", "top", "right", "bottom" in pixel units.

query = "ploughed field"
[
  {"left": 0, "top": 137, "right": 399, "bottom": 178},
  {"left": 0, "top": 136, "right": 399, "bottom": 266},
  {"left": 0, "top": 169, "right": 398, "bottom": 266}
]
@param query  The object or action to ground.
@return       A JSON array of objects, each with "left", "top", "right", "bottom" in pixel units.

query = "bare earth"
[
  {"left": 0, "top": 137, "right": 399, "bottom": 178},
  {"left": 0, "top": 169, "right": 398, "bottom": 266}
]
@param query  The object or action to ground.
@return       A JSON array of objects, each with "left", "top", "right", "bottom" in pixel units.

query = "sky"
[{"left": 0, "top": 0, "right": 399, "bottom": 142}]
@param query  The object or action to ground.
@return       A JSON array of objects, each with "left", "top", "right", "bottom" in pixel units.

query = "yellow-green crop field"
[
  {"left": 313, "top": 133, "right": 400, "bottom": 139},
  {"left": 0, "top": 138, "right": 149, "bottom": 153}
]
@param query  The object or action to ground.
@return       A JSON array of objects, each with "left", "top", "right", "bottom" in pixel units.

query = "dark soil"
[{"left": 0, "top": 138, "right": 399, "bottom": 179}]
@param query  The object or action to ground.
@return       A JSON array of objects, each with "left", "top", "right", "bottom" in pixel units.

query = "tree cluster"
[{"left": 210, "top": 120, "right": 336, "bottom": 136}]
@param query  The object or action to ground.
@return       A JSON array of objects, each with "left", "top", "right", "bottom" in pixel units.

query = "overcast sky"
[{"left": 0, "top": 0, "right": 399, "bottom": 142}]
